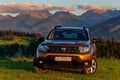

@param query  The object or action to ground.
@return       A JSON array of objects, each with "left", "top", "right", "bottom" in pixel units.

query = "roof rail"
[{"left": 54, "top": 25, "right": 62, "bottom": 29}]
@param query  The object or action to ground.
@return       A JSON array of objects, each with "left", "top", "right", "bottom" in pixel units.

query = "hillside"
[
  {"left": 78, "top": 10, "right": 120, "bottom": 27},
  {"left": 90, "top": 16, "right": 120, "bottom": 40}
]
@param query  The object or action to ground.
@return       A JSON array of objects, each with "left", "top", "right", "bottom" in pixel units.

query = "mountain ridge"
[
  {"left": 90, "top": 16, "right": 120, "bottom": 40},
  {"left": 0, "top": 10, "right": 120, "bottom": 40}
]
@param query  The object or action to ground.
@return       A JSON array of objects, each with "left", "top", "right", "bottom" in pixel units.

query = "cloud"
[
  {"left": 78, "top": 4, "right": 114, "bottom": 11},
  {"left": 0, "top": 2, "right": 75, "bottom": 14}
]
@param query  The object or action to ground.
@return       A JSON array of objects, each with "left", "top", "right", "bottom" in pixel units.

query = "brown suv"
[{"left": 33, "top": 25, "right": 97, "bottom": 74}]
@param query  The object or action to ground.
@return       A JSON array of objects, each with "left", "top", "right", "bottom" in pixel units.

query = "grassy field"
[
  {"left": 0, "top": 58, "right": 120, "bottom": 80},
  {"left": 0, "top": 36, "right": 33, "bottom": 45}
]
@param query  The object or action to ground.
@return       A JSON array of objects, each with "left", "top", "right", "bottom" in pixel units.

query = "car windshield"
[{"left": 47, "top": 29, "right": 89, "bottom": 41}]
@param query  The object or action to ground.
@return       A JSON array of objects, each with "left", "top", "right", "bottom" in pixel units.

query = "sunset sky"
[{"left": 0, "top": 0, "right": 120, "bottom": 15}]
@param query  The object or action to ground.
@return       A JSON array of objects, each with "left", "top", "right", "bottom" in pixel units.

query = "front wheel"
[
  {"left": 83, "top": 58, "right": 97, "bottom": 74},
  {"left": 33, "top": 57, "right": 48, "bottom": 73}
]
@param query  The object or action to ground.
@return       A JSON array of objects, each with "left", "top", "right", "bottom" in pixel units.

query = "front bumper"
[{"left": 36, "top": 52, "right": 93, "bottom": 69}]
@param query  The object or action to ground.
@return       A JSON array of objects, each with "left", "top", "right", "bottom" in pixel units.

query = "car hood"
[{"left": 42, "top": 40, "right": 90, "bottom": 45}]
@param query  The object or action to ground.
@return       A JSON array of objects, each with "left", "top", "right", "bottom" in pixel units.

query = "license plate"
[{"left": 54, "top": 57, "right": 72, "bottom": 61}]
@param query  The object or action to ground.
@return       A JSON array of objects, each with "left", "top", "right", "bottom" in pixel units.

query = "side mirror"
[
  {"left": 91, "top": 38, "right": 97, "bottom": 43},
  {"left": 37, "top": 37, "right": 45, "bottom": 42}
]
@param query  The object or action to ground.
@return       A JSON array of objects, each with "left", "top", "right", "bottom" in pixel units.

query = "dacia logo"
[{"left": 61, "top": 48, "right": 66, "bottom": 52}]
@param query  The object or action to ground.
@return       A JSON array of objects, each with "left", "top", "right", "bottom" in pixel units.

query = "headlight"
[
  {"left": 79, "top": 46, "right": 90, "bottom": 53},
  {"left": 38, "top": 44, "right": 49, "bottom": 52}
]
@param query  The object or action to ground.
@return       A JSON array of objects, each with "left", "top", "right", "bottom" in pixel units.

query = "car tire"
[
  {"left": 83, "top": 58, "right": 97, "bottom": 74},
  {"left": 33, "top": 57, "right": 48, "bottom": 73}
]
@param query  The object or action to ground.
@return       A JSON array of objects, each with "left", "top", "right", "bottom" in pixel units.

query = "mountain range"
[
  {"left": 0, "top": 10, "right": 120, "bottom": 40},
  {"left": 90, "top": 16, "right": 120, "bottom": 41}
]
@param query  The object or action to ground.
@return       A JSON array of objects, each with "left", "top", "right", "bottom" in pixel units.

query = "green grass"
[
  {"left": 0, "top": 58, "right": 120, "bottom": 80},
  {"left": 0, "top": 36, "right": 34, "bottom": 45}
]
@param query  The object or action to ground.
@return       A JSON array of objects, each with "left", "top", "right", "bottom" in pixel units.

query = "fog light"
[
  {"left": 39, "top": 61, "right": 43, "bottom": 64},
  {"left": 84, "top": 62, "right": 88, "bottom": 65}
]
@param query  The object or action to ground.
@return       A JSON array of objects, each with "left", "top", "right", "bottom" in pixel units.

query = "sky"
[{"left": 0, "top": 0, "right": 120, "bottom": 15}]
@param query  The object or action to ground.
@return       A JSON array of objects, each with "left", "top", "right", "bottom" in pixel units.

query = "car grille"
[{"left": 47, "top": 46, "right": 79, "bottom": 53}]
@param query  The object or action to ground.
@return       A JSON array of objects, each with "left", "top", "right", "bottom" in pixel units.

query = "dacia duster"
[{"left": 33, "top": 25, "right": 97, "bottom": 74}]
